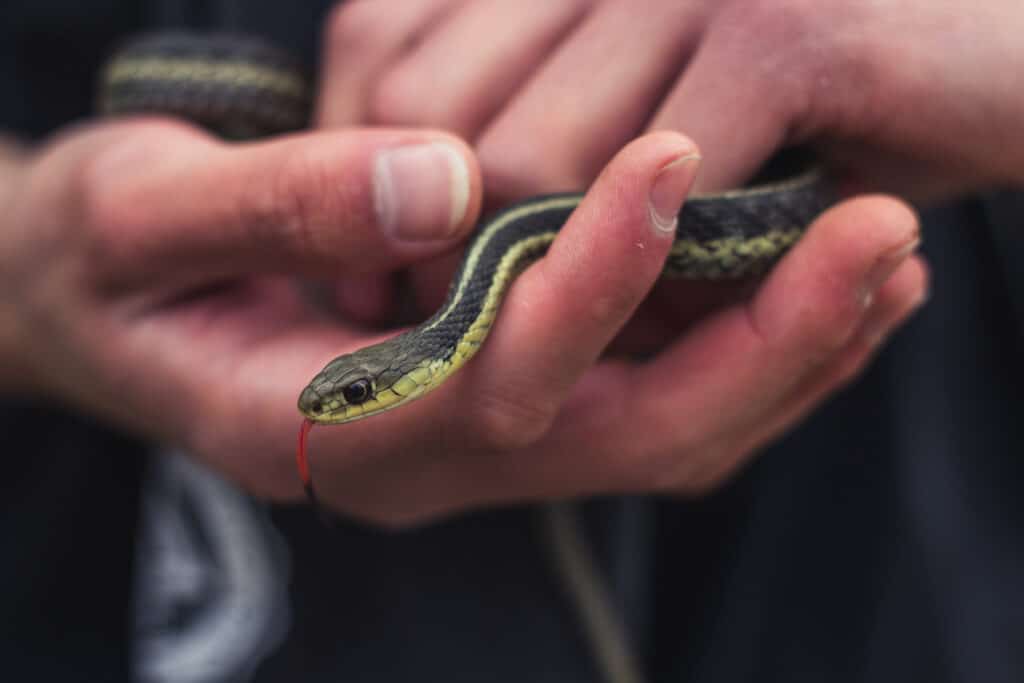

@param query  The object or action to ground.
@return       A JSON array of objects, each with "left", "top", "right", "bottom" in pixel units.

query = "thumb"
[{"left": 82, "top": 120, "right": 482, "bottom": 285}]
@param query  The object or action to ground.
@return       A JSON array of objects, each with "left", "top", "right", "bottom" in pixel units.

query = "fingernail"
[
  {"left": 374, "top": 142, "right": 471, "bottom": 241},
  {"left": 861, "top": 237, "right": 921, "bottom": 302},
  {"left": 648, "top": 152, "right": 701, "bottom": 236}
]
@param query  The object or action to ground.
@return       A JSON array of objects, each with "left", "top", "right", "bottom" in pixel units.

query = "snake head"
[{"left": 298, "top": 334, "right": 433, "bottom": 424}]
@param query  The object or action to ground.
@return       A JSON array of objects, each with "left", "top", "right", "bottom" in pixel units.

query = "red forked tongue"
[
  {"left": 297, "top": 418, "right": 317, "bottom": 504},
  {"left": 297, "top": 418, "right": 333, "bottom": 526}
]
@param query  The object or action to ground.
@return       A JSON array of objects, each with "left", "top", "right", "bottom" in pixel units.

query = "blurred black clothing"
[{"left": 1, "top": 2, "right": 1022, "bottom": 682}]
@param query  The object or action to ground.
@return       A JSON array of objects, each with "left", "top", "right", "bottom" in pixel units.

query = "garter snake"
[
  {"left": 295, "top": 174, "right": 829, "bottom": 428},
  {"left": 101, "top": 31, "right": 836, "bottom": 683}
]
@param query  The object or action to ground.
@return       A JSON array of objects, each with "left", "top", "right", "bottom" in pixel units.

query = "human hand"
[
  {"left": 321, "top": 0, "right": 1024, "bottom": 199},
  {"left": 0, "top": 119, "right": 481, "bottom": 498},
  {"left": 297, "top": 133, "right": 925, "bottom": 525},
  {"left": 279, "top": 0, "right": 946, "bottom": 523}
]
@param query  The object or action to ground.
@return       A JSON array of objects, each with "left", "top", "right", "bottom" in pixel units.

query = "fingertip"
[
  {"left": 574, "top": 130, "right": 703, "bottom": 240},
  {"left": 603, "top": 131, "right": 702, "bottom": 184},
  {"left": 539, "top": 131, "right": 702, "bottom": 297}
]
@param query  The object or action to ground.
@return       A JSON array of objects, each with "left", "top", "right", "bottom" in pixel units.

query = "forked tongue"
[{"left": 296, "top": 418, "right": 328, "bottom": 522}]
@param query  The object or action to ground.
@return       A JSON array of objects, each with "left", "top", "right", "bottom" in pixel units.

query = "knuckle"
[
  {"left": 718, "top": 0, "right": 824, "bottom": 106},
  {"left": 721, "top": 0, "right": 884, "bottom": 132}
]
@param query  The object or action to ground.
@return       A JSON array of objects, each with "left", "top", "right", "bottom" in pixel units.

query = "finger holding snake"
[{"left": 297, "top": 1, "right": 941, "bottom": 517}]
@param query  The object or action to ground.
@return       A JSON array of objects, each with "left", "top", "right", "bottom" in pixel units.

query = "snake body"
[
  {"left": 100, "top": 31, "right": 834, "bottom": 440},
  {"left": 100, "top": 33, "right": 310, "bottom": 137}
]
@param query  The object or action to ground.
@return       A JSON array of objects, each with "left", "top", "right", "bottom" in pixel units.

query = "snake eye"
[{"left": 342, "top": 378, "right": 372, "bottom": 405}]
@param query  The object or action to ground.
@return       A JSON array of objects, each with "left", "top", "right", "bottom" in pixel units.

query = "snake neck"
[{"left": 412, "top": 194, "right": 582, "bottom": 378}]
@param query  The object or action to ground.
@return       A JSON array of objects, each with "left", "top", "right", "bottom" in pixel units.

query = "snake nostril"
[{"left": 299, "top": 386, "right": 325, "bottom": 415}]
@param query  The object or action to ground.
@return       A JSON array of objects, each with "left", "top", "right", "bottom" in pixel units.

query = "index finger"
[{"left": 462, "top": 131, "right": 701, "bottom": 447}]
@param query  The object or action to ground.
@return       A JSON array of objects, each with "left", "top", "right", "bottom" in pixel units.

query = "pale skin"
[{"left": 1, "top": 0, "right": 1021, "bottom": 525}]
